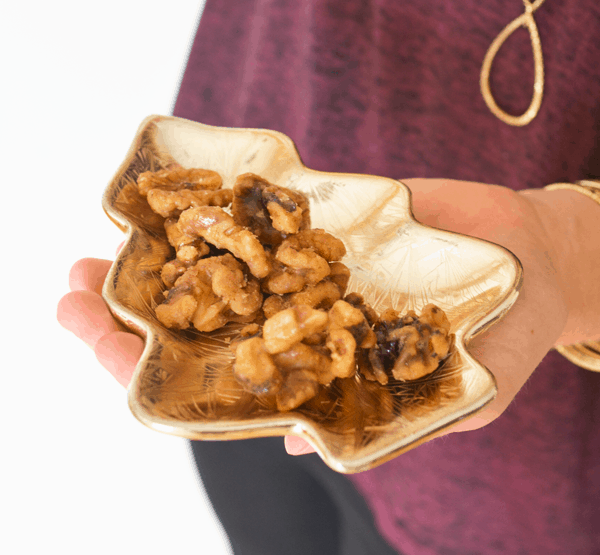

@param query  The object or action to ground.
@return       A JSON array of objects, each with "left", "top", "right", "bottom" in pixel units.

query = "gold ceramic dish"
[{"left": 102, "top": 115, "right": 522, "bottom": 473}]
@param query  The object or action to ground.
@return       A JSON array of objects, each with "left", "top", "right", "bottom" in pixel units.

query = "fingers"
[
  {"left": 284, "top": 436, "right": 316, "bottom": 456},
  {"left": 69, "top": 243, "right": 126, "bottom": 295},
  {"left": 69, "top": 258, "right": 113, "bottom": 295},
  {"left": 58, "top": 288, "right": 144, "bottom": 388},
  {"left": 57, "top": 290, "right": 120, "bottom": 349},
  {"left": 61, "top": 251, "right": 144, "bottom": 389},
  {"left": 95, "top": 331, "right": 145, "bottom": 387}
]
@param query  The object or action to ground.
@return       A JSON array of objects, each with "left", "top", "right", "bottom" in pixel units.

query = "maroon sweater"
[{"left": 174, "top": 1, "right": 600, "bottom": 553}]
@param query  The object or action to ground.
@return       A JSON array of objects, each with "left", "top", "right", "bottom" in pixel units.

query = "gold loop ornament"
[{"left": 480, "top": 0, "right": 547, "bottom": 126}]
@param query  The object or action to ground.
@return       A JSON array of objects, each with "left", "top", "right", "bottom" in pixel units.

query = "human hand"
[
  {"left": 56, "top": 179, "right": 577, "bottom": 457},
  {"left": 57, "top": 247, "right": 145, "bottom": 387},
  {"left": 287, "top": 178, "right": 576, "bottom": 455}
]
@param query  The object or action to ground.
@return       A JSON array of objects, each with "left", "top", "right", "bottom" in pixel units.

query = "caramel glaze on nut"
[
  {"left": 367, "top": 304, "right": 452, "bottom": 383},
  {"left": 178, "top": 206, "right": 271, "bottom": 279},
  {"left": 232, "top": 173, "right": 310, "bottom": 246},
  {"left": 233, "top": 299, "right": 453, "bottom": 411},
  {"left": 137, "top": 167, "right": 232, "bottom": 218},
  {"left": 136, "top": 166, "right": 454, "bottom": 414}
]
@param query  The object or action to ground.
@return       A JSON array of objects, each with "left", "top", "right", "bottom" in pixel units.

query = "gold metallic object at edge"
[
  {"left": 545, "top": 181, "right": 600, "bottom": 372},
  {"left": 102, "top": 115, "right": 523, "bottom": 473}
]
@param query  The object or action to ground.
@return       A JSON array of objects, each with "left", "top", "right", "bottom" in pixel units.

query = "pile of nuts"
[
  {"left": 233, "top": 299, "right": 452, "bottom": 411},
  {"left": 137, "top": 167, "right": 453, "bottom": 412}
]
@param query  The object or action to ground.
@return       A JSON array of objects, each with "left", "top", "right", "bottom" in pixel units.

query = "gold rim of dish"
[{"left": 101, "top": 115, "right": 522, "bottom": 473}]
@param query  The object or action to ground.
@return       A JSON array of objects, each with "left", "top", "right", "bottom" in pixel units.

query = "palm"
[{"left": 404, "top": 178, "right": 567, "bottom": 432}]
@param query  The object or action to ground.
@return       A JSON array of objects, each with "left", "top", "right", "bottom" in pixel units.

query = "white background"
[{"left": 3, "top": 2, "right": 232, "bottom": 554}]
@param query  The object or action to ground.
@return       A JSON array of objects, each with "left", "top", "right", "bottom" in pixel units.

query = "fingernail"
[{"left": 284, "top": 436, "right": 313, "bottom": 456}]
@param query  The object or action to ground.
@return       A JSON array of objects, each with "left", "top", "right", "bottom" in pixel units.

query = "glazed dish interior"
[{"left": 102, "top": 116, "right": 521, "bottom": 473}]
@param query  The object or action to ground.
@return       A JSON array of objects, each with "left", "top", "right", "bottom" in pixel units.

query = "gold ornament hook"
[{"left": 480, "top": 0, "right": 547, "bottom": 126}]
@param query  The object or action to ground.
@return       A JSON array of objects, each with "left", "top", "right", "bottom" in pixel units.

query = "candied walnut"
[
  {"left": 156, "top": 254, "right": 263, "bottom": 332},
  {"left": 262, "top": 305, "right": 329, "bottom": 354},
  {"left": 379, "top": 308, "right": 399, "bottom": 323},
  {"left": 161, "top": 249, "right": 213, "bottom": 290},
  {"left": 328, "top": 300, "right": 376, "bottom": 349},
  {"left": 419, "top": 303, "right": 452, "bottom": 334},
  {"left": 302, "top": 331, "right": 328, "bottom": 346},
  {"left": 232, "top": 173, "right": 310, "bottom": 246},
  {"left": 263, "top": 230, "right": 347, "bottom": 294},
  {"left": 165, "top": 217, "right": 209, "bottom": 253},
  {"left": 388, "top": 326, "right": 439, "bottom": 381},
  {"left": 193, "top": 294, "right": 229, "bottom": 332},
  {"left": 356, "top": 348, "right": 389, "bottom": 385},
  {"left": 161, "top": 247, "right": 209, "bottom": 288},
  {"left": 263, "top": 260, "right": 348, "bottom": 299},
  {"left": 273, "top": 343, "right": 336, "bottom": 385},
  {"left": 369, "top": 304, "right": 452, "bottom": 382},
  {"left": 155, "top": 284, "right": 197, "bottom": 329},
  {"left": 137, "top": 167, "right": 231, "bottom": 218},
  {"left": 161, "top": 218, "right": 212, "bottom": 287},
  {"left": 417, "top": 304, "right": 452, "bottom": 363},
  {"left": 147, "top": 188, "right": 233, "bottom": 218},
  {"left": 326, "top": 329, "right": 357, "bottom": 379},
  {"left": 343, "top": 292, "right": 364, "bottom": 306},
  {"left": 233, "top": 338, "right": 330, "bottom": 409},
  {"left": 208, "top": 256, "right": 262, "bottom": 316},
  {"left": 328, "top": 262, "right": 351, "bottom": 297},
  {"left": 343, "top": 292, "right": 379, "bottom": 326},
  {"left": 290, "top": 280, "right": 344, "bottom": 311},
  {"left": 233, "top": 337, "right": 282, "bottom": 395},
  {"left": 272, "top": 342, "right": 332, "bottom": 375},
  {"left": 367, "top": 346, "right": 390, "bottom": 385},
  {"left": 287, "top": 279, "right": 341, "bottom": 310},
  {"left": 271, "top": 229, "right": 346, "bottom": 290},
  {"left": 137, "top": 167, "right": 222, "bottom": 196},
  {"left": 267, "top": 202, "right": 302, "bottom": 234},
  {"left": 349, "top": 319, "right": 377, "bottom": 349},
  {"left": 176, "top": 245, "right": 201, "bottom": 265},
  {"left": 161, "top": 259, "right": 187, "bottom": 288},
  {"left": 178, "top": 206, "right": 271, "bottom": 278},
  {"left": 262, "top": 280, "right": 344, "bottom": 319},
  {"left": 312, "top": 300, "right": 377, "bottom": 385},
  {"left": 262, "top": 260, "right": 308, "bottom": 295},
  {"left": 388, "top": 306, "right": 452, "bottom": 381},
  {"left": 275, "top": 369, "right": 320, "bottom": 412},
  {"left": 262, "top": 295, "right": 288, "bottom": 319},
  {"left": 429, "top": 329, "right": 451, "bottom": 361},
  {"left": 278, "top": 229, "right": 347, "bottom": 262},
  {"left": 275, "top": 243, "right": 330, "bottom": 287},
  {"left": 188, "top": 255, "right": 262, "bottom": 317}
]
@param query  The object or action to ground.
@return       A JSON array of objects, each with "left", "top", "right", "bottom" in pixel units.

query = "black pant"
[{"left": 190, "top": 437, "right": 398, "bottom": 555}]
